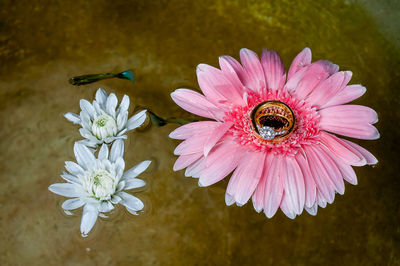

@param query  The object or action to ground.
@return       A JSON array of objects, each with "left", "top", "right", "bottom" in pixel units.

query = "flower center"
[
  {"left": 83, "top": 169, "right": 116, "bottom": 200},
  {"left": 96, "top": 117, "right": 108, "bottom": 127},
  {"left": 225, "top": 89, "right": 320, "bottom": 155},
  {"left": 250, "top": 101, "right": 295, "bottom": 142},
  {"left": 92, "top": 114, "right": 118, "bottom": 140}
]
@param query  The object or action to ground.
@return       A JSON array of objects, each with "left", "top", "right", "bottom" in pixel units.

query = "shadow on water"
[{"left": 0, "top": 0, "right": 399, "bottom": 265}]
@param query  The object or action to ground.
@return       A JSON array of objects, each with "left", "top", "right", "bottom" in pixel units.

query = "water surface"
[{"left": 0, "top": 0, "right": 399, "bottom": 265}]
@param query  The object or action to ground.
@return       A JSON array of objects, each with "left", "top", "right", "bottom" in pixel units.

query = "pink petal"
[
  {"left": 226, "top": 151, "right": 266, "bottom": 206},
  {"left": 218, "top": 55, "right": 251, "bottom": 89},
  {"left": 203, "top": 121, "right": 234, "bottom": 157},
  {"left": 319, "top": 104, "right": 378, "bottom": 125},
  {"left": 284, "top": 66, "right": 309, "bottom": 92},
  {"left": 171, "top": 89, "right": 222, "bottom": 119},
  {"left": 324, "top": 60, "right": 339, "bottom": 74},
  {"left": 185, "top": 157, "right": 206, "bottom": 178},
  {"left": 239, "top": 48, "right": 266, "bottom": 92},
  {"left": 169, "top": 121, "right": 220, "bottom": 140},
  {"left": 318, "top": 71, "right": 353, "bottom": 109},
  {"left": 225, "top": 192, "right": 235, "bottom": 206},
  {"left": 199, "top": 141, "right": 244, "bottom": 187},
  {"left": 321, "top": 124, "right": 379, "bottom": 140},
  {"left": 319, "top": 132, "right": 366, "bottom": 166},
  {"left": 295, "top": 153, "right": 317, "bottom": 208},
  {"left": 173, "top": 152, "right": 203, "bottom": 171},
  {"left": 319, "top": 105, "right": 379, "bottom": 140},
  {"left": 173, "top": 132, "right": 210, "bottom": 155},
  {"left": 294, "top": 60, "right": 339, "bottom": 99},
  {"left": 281, "top": 156, "right": 305, "bottom": 215},
  {"left": 302, "top": 145, "right": 336, "bottom": 203},
  {"left": 306, "top": 71, "right": 351, "bottom": 108},
  {"left": 287, "top": 47, "right": 312, "bottom": 79},
  {"left": 219, "top": 56, "right": 245, "bottom": 94},
  {"left": 305, "top": 203, "right": 318, "bottom": 216},
  {"left": 317, "top": 190, "right": 329, "bottom": 208},
  {"left": 331, "top": 155, "right": 358, "bottom": 185},
  {"left": 342, "top": 139, "right": 378, "bottom": 165},
  {"left": 197, "top": 64, "right": 244, "bottom": 106},
  {"left": 263, "top": 156, "right": 285, "bottom": 218},
  {"left": 252, "top": 153, "right": 273, "bottom": 213},
  {"left": 261, "top": 49, "right": 286, "bottom": 91},
  {"left": 280, "top": 192, "right": 297, "bottom": 219},
  {"left": 324, "top": 84, "right": 367, "bottom": 107},
  {"left": 196, "top": 64, "right": 226, "bottom": 101},
  {"left": 317, "top": 146, "right": 346, "bottom": 195}
]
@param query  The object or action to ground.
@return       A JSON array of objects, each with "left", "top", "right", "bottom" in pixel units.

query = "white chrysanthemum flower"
[
  {"left": 49, "top": 139, "right": 151, "bottom": 237},
  {"left": 64, "top": 88, "right": 147, "bottom": 147}
]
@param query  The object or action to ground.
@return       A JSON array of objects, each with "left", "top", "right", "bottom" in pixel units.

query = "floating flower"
[
  {"left": 49, "top": 139, "right": 151, "bottom": 236},
  {"left": 170, "top": 48, "right": 379, "bottom": 218},
  {"left": 65, "top": 88, "right": 147, "bottom": 147}
]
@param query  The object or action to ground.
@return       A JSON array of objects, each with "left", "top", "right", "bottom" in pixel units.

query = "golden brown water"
[{"left": 0, "top": 0, "right": 399, "bottom": 265}]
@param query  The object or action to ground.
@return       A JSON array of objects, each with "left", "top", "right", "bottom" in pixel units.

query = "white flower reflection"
[
  {"left": 64, "top": 88, "right": 147, "bottom": 147},
  {"left": 49, "top": 139, "right": 151, "bottom": 237}
]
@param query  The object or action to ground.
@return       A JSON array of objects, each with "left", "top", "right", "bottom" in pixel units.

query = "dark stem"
[
  {"left": 148, "top": 110, "right": 198, "bottom": 126},
  {"left": 69, "top": 70, "right": 134, "bottom": 86}
]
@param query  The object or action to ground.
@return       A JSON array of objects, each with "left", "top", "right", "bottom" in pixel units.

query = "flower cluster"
[{"left": 49, "top": 89, "right": 150, "bottom": 237}]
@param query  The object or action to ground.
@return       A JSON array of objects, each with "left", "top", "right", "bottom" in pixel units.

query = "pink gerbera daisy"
[{"left": 169, "top": 48, "right": 379, "bottom": 218}]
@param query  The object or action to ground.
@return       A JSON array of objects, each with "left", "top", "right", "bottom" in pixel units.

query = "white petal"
[
  {"left": 102, "top": 159, "right": 112, "bottom": 172},
  {"left": 92, "top": 101, "right": 103, "bottom": 116},
  {"left": 80, "top": 204, "right": 99, "bottom": 237},
  {"left": 64, "top": 210, "right": 73, "bottom": 216},
  {"left": 49, "top": 183, "right": 82, "bottom": 197},
  {"left": 62, "top": 198, "right": 85, "bottom": 210},
  {"left": 117, "top": 128, "right": 128, "bottom": 136},
  {"left": 64, "top": 112, "right": 81, "bottom": 124},
  {"left": 111, "top": 195, "right": 122, "bottom": 204},
  {"left": 98, "top": 213, "right": 108, "bottom": 218},
  {"left": 117, "top": 180, "right": 126, "bottom": 191},
  {"left": 98, "top": 144, "right": 109, "bottom": 160},
  {"left": 117, "top": 95, "right": 130, "bottom": 115},
  {"left": 61, "top": 171, "right": 81, "bottom": 184},
  {"left": 104, "top": 136, "right": 118, "bottom": 144},
  {"left": 118, "top": 191, "right": 144, "bottom": 211},
  {"left": 98, "top": 201, "right": 114, "bottom": 213},
  {"left": 110, "top": 139, "right": 125, "bottom": 163},
  {"left": 114, "top": 135, "right": 127, "bottom": 141},
  {"left": 114, "top": 157, "right": 125, "bottom": 179},
  {"left": 87, "top": 146, "right": 97, "bottom": 154},
  {"left": 80, "top": 110, "right": 92, "bottom": 123},
  {"left": 80, "top": 111, "right": 92, "bottom": 131},
  {"left": 74, "top": 142, "right": 96, "bottom": 169},
  {"left": 124, "top": 178, "right": 146, "bottom": 190},
  {"left": 79, "top": 128, "right": 97, "bottom": 141},
  {"left": 117, "top": 112, "right": 128, "bottom": 131},
  {"left": 95, "top": 88, "right": 108, "bottom": 107},
  {"left": 78, "top": 139, "right": 100, "bottom": 148},
  {"left": 126, "top": 208, "right": 139, "bottom": 215},
  {"left": 122, "top": 160, "right": 151, "bottom": 180},
  {"left": 65, "top": 161, "right": 85, "bottom": 176},
  {"left": 106, "top": 93, "right": 118, "bottom": 118},
  {"left": 80, "top": 99, "right": 95, "bottom": 119},
  {"left": 126, "top": 110, "right": 147, "bottom": 130}
]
